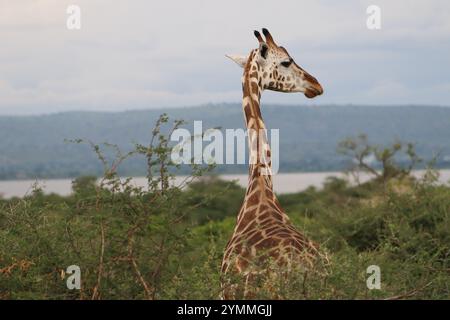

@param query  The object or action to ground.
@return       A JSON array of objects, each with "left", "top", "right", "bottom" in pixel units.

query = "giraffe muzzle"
[{"left": 304, "top": 82, "right": 323, "bottom": 99}]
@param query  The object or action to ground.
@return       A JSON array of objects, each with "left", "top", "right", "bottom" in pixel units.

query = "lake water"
[{"left": 0, "top": 170, "right": 449, "bottom": 199}]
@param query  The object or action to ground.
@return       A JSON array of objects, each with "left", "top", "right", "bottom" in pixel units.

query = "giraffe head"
[{"left": 227, "top": 28, "right": 323, "bottom": 99}]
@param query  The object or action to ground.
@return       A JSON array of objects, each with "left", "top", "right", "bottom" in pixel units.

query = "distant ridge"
[{"left": 1, "top": 104, "right": 449, "bottom": 180}]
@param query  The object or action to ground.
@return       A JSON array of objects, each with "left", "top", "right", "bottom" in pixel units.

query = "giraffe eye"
[{"left": 281, "top": 60, "right": 292, "bottom": 68}]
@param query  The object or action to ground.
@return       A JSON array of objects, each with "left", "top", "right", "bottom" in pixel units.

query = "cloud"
[
  {"left": 0, "top": 0, "right": 449, "bottom": 114},
  {"left": 365, "top": 80, "right": 411, "bottom": 102}
]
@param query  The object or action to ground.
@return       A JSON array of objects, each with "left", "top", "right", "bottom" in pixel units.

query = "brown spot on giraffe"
[
  {"left": 250, "top": 82, "right": 259, "bottom": 95},
  {"left": 243, "top": 104, "right": 252, "bottom": 125},
  {"left": 237, "top": 208, "right": 257, "bottom": 226},
  {"left": 246, "top": 192, "right": 259, "bottom": 208}
]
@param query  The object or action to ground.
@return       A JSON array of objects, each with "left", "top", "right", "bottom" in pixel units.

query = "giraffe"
[{"left": 221, "top": 28, "right": 327, "bottom": 299}]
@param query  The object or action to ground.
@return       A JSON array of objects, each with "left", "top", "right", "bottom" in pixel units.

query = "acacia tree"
[
  {"left": 76, "top": 114, "right": 216, "bottom": 299},
  {"left": 337, "top": 134, "right": 421, "bottom": 186}
]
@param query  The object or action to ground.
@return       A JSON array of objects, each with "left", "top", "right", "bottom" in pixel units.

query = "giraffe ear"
[
  {"left": 225, "top": 54, "right": 248, "bottom": 68},
  {"left": 259, "top": 43, "right": 269, "bottom": 59}
]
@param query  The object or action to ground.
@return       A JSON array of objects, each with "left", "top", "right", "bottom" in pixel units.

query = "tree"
[
  {"left": 337, "top": 134, "right": 421, "bottom": 186},
  {"left": 72, "top": 176, "right": 97, "bottom": 197}
]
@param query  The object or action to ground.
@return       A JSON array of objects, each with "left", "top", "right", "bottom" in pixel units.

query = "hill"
[{"left": 1, "top": 104, "right": 450, "bottom": 179}]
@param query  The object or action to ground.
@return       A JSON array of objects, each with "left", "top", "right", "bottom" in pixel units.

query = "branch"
[
  {"left": 384, "top": 282, "right": 432, "bottom": 300},
  {"left": 91, "top": 221, "right": 106, "bottom": 300},
  {"left": 127, "top": 229, "right": 154, "bottom": 300}
]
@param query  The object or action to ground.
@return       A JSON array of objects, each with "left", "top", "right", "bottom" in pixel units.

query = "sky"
[{"left": 0, "top": 0, "right": 449, "bottom": 115}]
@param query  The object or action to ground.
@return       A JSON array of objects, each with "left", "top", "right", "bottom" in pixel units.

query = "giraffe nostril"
[
  {"left": 315, "top": 83, "right": 324, "bottom": 95},
  {"left": 310, "top": 81, "right": 323, "bottom": 95}
]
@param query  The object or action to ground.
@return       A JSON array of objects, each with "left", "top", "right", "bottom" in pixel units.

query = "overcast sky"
[{"left": 0, "top": 0, "right": 449, "bottom": 115}]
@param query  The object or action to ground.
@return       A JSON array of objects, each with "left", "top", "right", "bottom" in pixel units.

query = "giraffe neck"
[{"left": 241, "top": 50, "right": 273, "bottom": 193}]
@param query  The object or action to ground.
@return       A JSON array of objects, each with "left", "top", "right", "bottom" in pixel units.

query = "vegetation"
[
  {"left": 338, "top": 133, "right": 422, "bottom": 185},
  {"left": 0, "top": 115, "right": 449, "bottom": 299}
]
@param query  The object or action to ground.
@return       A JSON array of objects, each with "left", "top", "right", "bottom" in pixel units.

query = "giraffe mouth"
[{"left": 304, "top": 83, "right": 324, "bottom": 99}]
